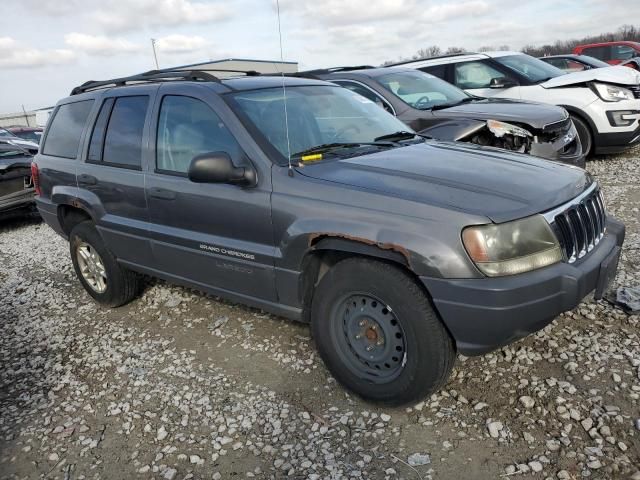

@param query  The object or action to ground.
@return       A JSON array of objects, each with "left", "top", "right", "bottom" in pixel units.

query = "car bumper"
[
  {"left": 530, "top": 123, "right": 586, "bottom": 168},
  {"left": 594, "top": 124, "right": 640, "bottom": 154},
  {"left": 421, "top": 217, "right": 625, "bottom": 356},
  {"left": 0, "top": 188, "right": 35, "bottom": 214}
]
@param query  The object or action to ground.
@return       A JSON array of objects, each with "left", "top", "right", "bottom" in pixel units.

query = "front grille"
[
  {"left": 629, "top": 85, "right": 640, "bottom": 99},
  {"left": 551, "top": 188, "right": 606, "bottom": 263}
]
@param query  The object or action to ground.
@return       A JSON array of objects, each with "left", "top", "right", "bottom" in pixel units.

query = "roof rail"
[
  {"left": 387, "top": 52, "right": 475, "bottom": 67},
  {"left": 70, "top": 69, "right": 221, "bottom": 95},
  {"left": 295, "top": 65, "right": 376, "bottom": 76}
]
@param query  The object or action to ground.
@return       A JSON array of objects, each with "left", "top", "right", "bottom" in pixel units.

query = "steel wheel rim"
[
  {"left": 76, "top": 242, "right": 107, "bottom": 293},
  {"left": 331, "top": 293, "right": 407, "bottom": 383}
]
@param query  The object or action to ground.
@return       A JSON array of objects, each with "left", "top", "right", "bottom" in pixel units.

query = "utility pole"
[
  {"left": 21, "top": 105, "right": 30, "bottom": 126},
  {"left": 151, "top": 38, "right": 159, "bottom": 69}
]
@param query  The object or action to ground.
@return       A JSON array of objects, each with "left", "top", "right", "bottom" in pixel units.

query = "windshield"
[
  {"left": 0, "top": 146, "right": 25, "bottom": 157},
  {"left": 494, "top": 54, "right": 566, "bottom": 83},
  {"left": 230, "top": 85, "right": 415, "bottom": 162},
  {"left": 377, "top": 70, "right": 469, "bottom": 109},
  {"left": 14, "top": 130, "right": 43, "bottom": 143},
  {"left": 0, "top": 128, "right": 14, "bottom": 138}
]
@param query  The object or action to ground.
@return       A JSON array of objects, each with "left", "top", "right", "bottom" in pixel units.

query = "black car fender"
[{"left": 418, "top": 119, "right": 487, "bottom": 141}]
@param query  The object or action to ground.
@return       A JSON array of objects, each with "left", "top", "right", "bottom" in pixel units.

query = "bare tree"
[
  {"left": 414, "top": 45, "right": 442, "bottom": 59},
  {"left": 445, "top": 46, "right": 466, "bottom": 54}
]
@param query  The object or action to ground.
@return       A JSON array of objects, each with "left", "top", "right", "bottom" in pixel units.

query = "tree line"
[{"left": 382, "top": 24, "right": 639, "bottom": 65}]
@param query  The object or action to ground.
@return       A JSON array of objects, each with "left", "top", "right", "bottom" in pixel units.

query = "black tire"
[
  {"left": 571, "top": 114, "right": 593, "bottom": 157},
  {"left": 69, "top": 221, "right": 142, "bottom": 307},
  {"left": 311, "top": 257, "right": 455, "bottom": 406}
]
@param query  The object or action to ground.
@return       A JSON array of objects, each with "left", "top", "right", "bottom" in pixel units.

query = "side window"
[
  {"left": 156, "top": 95, "right": 242, "bottom": 174},
  {"left": 454, "top": 61, "right": 508, "bottom": 89},
  {"left": 583, "top": 46, "right": 610, "bottom": 61},
  {"left": 612, "top": 45, "right": 636, "bottom": 61},
  {"left": 102, "top": 96, "right": 149, "bottom": 168},
  {"left": 87, "top": 98, "right": 115, "bottom": 162},
  {"left": 333, "top": 81, "right": 394, "bottom": 114},
  {"left": 420, "top": 64, "right": 447, "bottom": 80},
  {"left": 42, "top": 100, "right": 94, "bottom": 159}
]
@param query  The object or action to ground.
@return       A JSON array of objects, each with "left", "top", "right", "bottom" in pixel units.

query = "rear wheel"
[
  {"left": 311, "top": 257, "right": 455, "bottom": 405},
  {"left": 69, "top": 221, "right": 142, "bottom": 307},
  {"left": 571, "top": 114, "right": 593, "bottom": 157}
]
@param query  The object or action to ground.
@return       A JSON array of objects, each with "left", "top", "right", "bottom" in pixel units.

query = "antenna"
[
  {"left": 151, "top": 38, "right": 160, "bottom": 69},
  {"left": 275, "top": 0, "right": 294, "bottom": 176}
]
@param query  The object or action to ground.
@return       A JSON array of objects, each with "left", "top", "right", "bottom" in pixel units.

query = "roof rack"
[
  {"left": 387, "top": 52, "right": 475, "bottom": 67},
  {"left": 70, "top": 68, "right": 262, "bottom": 95}
]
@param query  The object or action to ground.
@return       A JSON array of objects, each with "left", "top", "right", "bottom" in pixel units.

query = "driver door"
[
  {"left": 144, "top": 84, "right": 277, "bottom": 302},
  {"left": 453, "top": 60, "right": 521, "bottom": 99}
]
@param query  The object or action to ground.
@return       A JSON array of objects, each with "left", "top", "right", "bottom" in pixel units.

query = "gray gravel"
[{"left": 1, "top": 149, "right": 639, "bottom": 479}]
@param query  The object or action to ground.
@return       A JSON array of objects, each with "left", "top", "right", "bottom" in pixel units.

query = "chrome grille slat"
[{"left": 548, "top": 186, "right": 607, "bottom": 264}]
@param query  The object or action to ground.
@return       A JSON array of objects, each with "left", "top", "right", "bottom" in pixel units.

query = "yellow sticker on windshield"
[{"left": 301, "top": 153, "right": 323, "bottom": 162}]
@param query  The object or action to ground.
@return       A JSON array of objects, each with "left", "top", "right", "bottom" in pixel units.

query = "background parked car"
[
  {"left": 395, "top": 51, "right": 640, "bottom": 156},
  {"left": 7, "top": 126, "right": 44, "bottom": 144},
  {"left": 573, "top": 41, "right": 640, "bottom": 65},
  {"left": 0, "top": 127, "right": 39, "bottom": 154},
  {"left": 300, "top": 66, "right": 584, "bottom": 166},
  {"left": 539, "top": 54, "right": 611, "bottom": 72},
  {"left": 0, "top": 141, "right": 36, "bottom": 220}
]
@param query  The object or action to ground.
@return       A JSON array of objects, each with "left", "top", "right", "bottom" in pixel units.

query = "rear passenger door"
[
  {"left": 144, "top": 84, "right": 277, "bottom": 302},
  {"left": 77, "top": 86, "right": 158, "bottom": 267}
]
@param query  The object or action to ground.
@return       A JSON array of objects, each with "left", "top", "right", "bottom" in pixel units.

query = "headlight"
[
  {"left": 487, "top": 120, "right": 532, "bottom": 138},
  {"left": 462, "top": 215, "right": 562, "bottom": 277},
  {"left": 592, "top": 83, "right": 634, "bottom": 102}
]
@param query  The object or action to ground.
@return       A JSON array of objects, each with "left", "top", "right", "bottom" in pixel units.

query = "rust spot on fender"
[{"left": 309, "top": 233, "right": 412, "bottom": 265}]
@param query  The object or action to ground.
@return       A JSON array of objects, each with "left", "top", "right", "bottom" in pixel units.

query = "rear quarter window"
[{"left": 42, "top": 100, "right": 94, "bottom": 158}]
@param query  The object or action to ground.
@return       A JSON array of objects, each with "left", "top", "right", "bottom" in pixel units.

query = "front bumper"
[
  {"left": 530, "top": 123, "right": 586, "bottom": 168},
  {"left": 421, "top": 217, "right": 625, "bottom": 356},
  {"left": 594, "top": 124, "right": 640, "bottom": 154},
  {"left": 0, "top": 188, "right": 35, "bottom": 216}
]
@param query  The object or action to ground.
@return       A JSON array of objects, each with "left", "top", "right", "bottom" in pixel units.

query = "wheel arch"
[
  {"left": 559, "top": 105, "right": 596, "bottom": 154},
  {"left": 298, "top": 235, "right": 426, "bottom": 323}
]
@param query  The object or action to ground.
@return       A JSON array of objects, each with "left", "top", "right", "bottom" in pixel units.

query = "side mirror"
[
  {"left": 489, "top": 77, "right": 518, "bottom": 89},
  {"left": 188, "top": 152, "right": 256, "bottom": 186}
]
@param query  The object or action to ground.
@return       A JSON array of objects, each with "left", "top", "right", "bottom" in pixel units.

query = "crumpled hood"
[
  {"left": 433, "top": 98, "right": 568, "bottom": 129},
  {"left": 296, "top": 142, "right": 592, "bottom": 223},
  {"left": 542, "top": 65, "right": 640, "bottom": 88}
]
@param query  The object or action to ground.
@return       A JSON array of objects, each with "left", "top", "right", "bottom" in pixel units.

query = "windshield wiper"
[
  {"left": 373, "top": 131, "right": 419, "bottom": 142},
  {"left": 430, "top": 97, "right": 476, "bottom": 111},
  {"left": 291, "top": 142, "right": 391, "bottom": 159}
]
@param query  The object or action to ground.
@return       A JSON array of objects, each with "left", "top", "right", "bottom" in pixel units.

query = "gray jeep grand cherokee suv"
[{"left": 33, "top": 69, "right": 625, "bottom": 405}]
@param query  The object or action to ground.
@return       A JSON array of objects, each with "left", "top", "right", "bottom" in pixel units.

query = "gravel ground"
[{"left": 1, "top": 150, "right": 639, "bottom": 480}]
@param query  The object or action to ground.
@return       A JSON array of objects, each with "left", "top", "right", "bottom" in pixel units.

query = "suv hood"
[
  {"left": 433, "top": 98, "right": 567, "bottom": 129},
  {"left": 542, "top": 65, "right": 640, "bottom": 88},
  {"left": 296, "top": 142, "right": 591, "bottom": 223}
]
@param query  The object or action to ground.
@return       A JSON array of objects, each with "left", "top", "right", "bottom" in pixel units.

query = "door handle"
[
  {"left": 148, "top": 187, "right": 176, "bottom": 200},
  {"left": 78, "top": 174, "right": 97, "bottom": 185}
]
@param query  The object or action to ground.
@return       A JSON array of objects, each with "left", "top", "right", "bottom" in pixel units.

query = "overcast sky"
[{"left": 1, "top": 0, "right": 639, "bottom": 113}]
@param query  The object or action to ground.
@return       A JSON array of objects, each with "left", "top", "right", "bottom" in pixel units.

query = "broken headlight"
[
  {"left": 462, "top": 215, "right": 562, "bottom": 277},
  {"left": 486, "top": 120, "right": 532, "bottom": 138},
  {"left": 591, "top": 83, "right": 634, "bottom": 102}
]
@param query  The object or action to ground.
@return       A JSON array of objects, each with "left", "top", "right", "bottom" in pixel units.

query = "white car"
[{"left": 395, "top": 51, "right": 640, "bottom": 156}]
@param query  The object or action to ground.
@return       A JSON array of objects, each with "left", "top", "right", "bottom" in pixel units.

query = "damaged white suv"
[{"left": 397, "top": 51, "right": 640, "bottom": 156}]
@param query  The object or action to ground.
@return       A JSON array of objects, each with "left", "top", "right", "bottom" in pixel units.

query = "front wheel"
[
  {"left": 571, "top": 115, "right": 593, "bottom": 157},
  {"left": 311, "top": 257, "right": 455, "bottom": 406}
]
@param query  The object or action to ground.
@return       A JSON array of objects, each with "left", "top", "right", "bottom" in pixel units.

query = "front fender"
[{"left": 419, "top": 119, "right": 487, "bottom": 141}]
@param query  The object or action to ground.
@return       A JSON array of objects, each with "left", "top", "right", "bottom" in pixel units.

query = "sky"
[{"left": 1, "top": 0, "right": 639, "bottom": 113}]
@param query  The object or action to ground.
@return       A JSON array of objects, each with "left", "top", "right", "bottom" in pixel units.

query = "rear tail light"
[{"left": 31, "top": 162, "right": 41, "bottom": 196}]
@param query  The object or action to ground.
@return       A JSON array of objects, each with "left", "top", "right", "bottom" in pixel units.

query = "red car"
[{"left": 573, "top": 41, "right": 640, "bottom": 67}]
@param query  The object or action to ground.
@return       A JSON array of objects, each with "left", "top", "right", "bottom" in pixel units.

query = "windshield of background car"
[
  {"left": 231, "top": 85, "right": 414, "bottom": 161},
  {"left": 0, "top": 128, "right": 14, "bottom": 138},
  {"left": 494, "top": 54, "right": 566, "bottom": 83},
  {"left": 15, "top": 131, "right": 43, "bottom": 143},
  {"left": 377, "top": 70, "right": 469, "bottom": 109}
]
